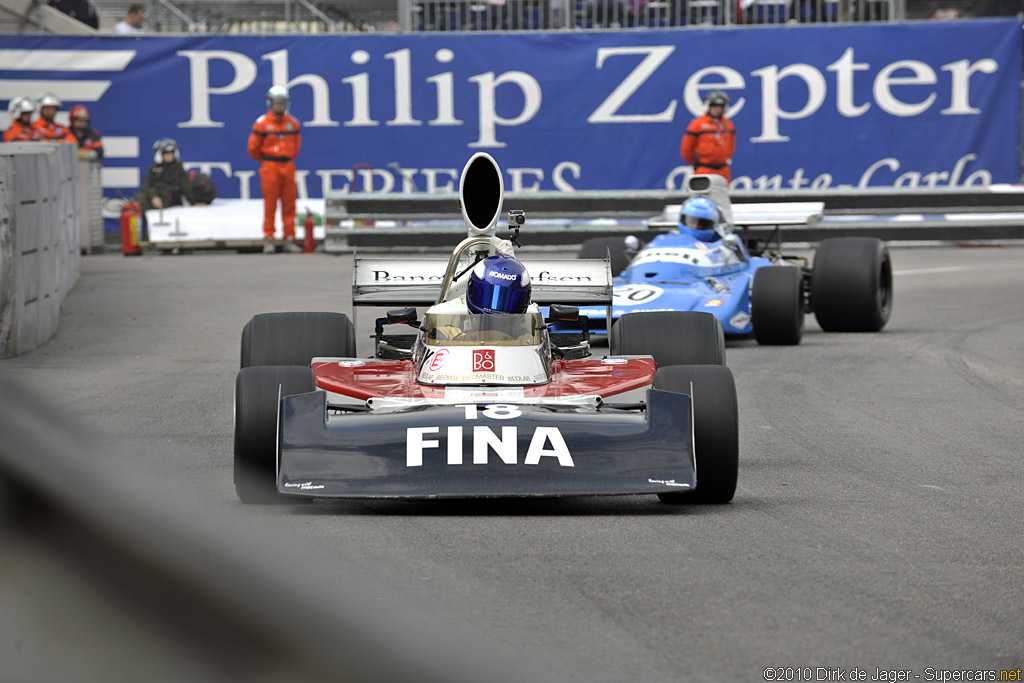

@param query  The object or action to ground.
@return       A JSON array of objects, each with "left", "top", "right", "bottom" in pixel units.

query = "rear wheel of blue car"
[
  {"left": 234, "top": 365, "right": 315, "bottom": 503},
  {"left": 811, "top": 238, "right": 893, "bottom": 332},
  {"left": 241, "top": 312, "right": 356, "bottom": 368},
  {"left": 653, "top": 365, "right": 738, "bottom": 504},
  {"left": 610, "top": 311, "right": 726, "bottom": 366},
  {"left": 751, "top": 266, "right": 805, "bottom": 345},
  {"left": 577, "top": 236, "right": 634, "bottom": 277}
]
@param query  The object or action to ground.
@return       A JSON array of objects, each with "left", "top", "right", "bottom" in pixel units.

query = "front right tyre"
[
  {"left": 234, "top": 365, "right": 315, "bottom": 504},
  {"left": 240, "top": 312, "right": 356, "bottom": 368},
  {"left": 577, "top": 236, "right": 635, "bottom": 277},
  {"left": 751, "top": 265, "right": 805, "bottom": 345},
  {"left": 653, "top": 365, "right": 738, "bottom": 504}
]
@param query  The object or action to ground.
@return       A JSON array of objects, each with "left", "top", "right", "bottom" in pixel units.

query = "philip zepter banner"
[{"left": 0, "top": 18, "right": 1020, "bottom": 199}]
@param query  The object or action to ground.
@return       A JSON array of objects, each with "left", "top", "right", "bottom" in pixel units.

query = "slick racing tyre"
[
  {"left": 810, "top": 238, "right": 893, "bottom": 332},
  {"left": 241, "top": 312, "right": 356, "bottom": 368},
  {"left": 653, "top": 365, "right": 738, "bottom": 504},
  {"left": 577, "top": 236, "right": 634, "bottom": 277},
  {"left": 751, "top": 265, "right": 805, "bottom": 345},
  {"left": 610, "top": 311, "right": 726, "bottom": 366},
  {"left": 234, "top": 365, "right": 315, "bottom": 503}
]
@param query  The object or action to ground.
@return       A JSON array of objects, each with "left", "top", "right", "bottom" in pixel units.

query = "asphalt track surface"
[{"left": 1, "top": 245, "right": 1022, "bottom": 682}]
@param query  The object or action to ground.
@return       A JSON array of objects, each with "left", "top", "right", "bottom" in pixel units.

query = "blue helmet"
[
  {"left": 679, "top": 196, "right": 720, "bottom": 242},
  {"left": 467, "top": 254, "right": 532, "bottom": 314}
]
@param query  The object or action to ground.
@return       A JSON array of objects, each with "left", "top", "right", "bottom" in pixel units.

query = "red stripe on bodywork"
[{"left": 313, "top": 358, "right": 655, "bottom": 401}]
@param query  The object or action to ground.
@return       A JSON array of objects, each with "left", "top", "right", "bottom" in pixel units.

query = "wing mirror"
[
  {"left": 386, "top": 307, "right": 417, "bottom": 324},
  {"left": 547, "top": 304, "right": 579, "bottom": 323},
  {"left": 376, "top": 307, "right": 419, "bottom": 339}
]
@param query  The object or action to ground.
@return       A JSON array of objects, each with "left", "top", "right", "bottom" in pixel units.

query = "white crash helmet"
[
  {"left": 36, "top": 92, "right": 62, "bottom": 109},
  {"left": 266, "top": 85, "right": 290, "bottom": 106},
  {"left": 8, "top": 96, "right": 35, "bottom": 116}
]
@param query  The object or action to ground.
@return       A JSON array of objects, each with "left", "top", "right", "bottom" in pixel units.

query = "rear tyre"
[
  {"left": 811, "top": 238, "right": 893, "bottom": 332},
  {"left": 234, "top": 365, "right": 315, "bottom": 504},
  {"left": 751, "top": 266, "right": 805, "bottom": 345},
  {"left": 240, "top": 312, "right": 356, "bottom": 368},
  {"left": 610, "top": 311, "right": 725, "bottom": 366},
  {"left": 654, "top": 365, "right": 738, "bottom": 504},
  {"left": 577, "top": 237, "right": 633, "bottom": 277}
]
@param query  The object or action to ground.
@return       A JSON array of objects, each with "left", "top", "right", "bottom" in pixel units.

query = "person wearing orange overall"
[
  {"left": 247, "top": 85, "right": 302, "bottom": 253},
  {"left": 31, "top": 92, "right": 77, "bottom": 143},
  {"left": 680, "top": 90, "right": 736, "bottom": 182},
  {"left": 3, "top": 97, "right": 42, "bottom": 142}
]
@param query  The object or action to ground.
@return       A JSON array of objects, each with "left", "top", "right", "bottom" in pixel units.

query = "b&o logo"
[{"left": 472, "top": 349, "right": 496, "bottom": 372}]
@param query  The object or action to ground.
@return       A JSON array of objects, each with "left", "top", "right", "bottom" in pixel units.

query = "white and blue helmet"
[
  {"left": 467, "top": 254, "right": 532, "bottom": 314},
  {"left": 679, "top": 196, "right": 721, "bottom": 242}
]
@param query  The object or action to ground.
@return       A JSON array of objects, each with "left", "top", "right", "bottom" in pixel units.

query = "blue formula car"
[{"left": 575, "top": 175, "right": 893, "bottom": 345}]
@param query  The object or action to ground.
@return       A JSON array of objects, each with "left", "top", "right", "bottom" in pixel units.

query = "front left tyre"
[
  {"left": 610, "top": 311, "right": 726, "bottom": 366},
  {"left": 810, "top": 237, "right": 893, "bottom": 332},
  {"left": 234, "top": 365, "right": 315, "bottom": 503}
]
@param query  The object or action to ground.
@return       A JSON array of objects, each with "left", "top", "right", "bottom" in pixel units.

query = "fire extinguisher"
[
  {"left": 120, "top": 201, "right": 142, "bottom": 256},
  {"left": 303, "top": 208, "right": 315, "bottom": 254}
]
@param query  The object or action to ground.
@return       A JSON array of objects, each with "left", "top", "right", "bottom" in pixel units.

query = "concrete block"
[
  {"left": 1, "top": 144, "right": 83, "bottom": 357},
  {"left": 12, "top": 154, "right": 40, "bottom": 203},
  {"left": 19, "top": 248, "right": 38, "bottom": 307},
  {"left": 0, "top": 161, "right": 14, "bottom": 359},
  {"left": 39, "top": 288, "right": 58, "bottom": 343},
  {"left": 39, "top": 198, "right": 56, "bottom": 250},
  {"left": 15, "top": 201, "right": 38, "bottom": 254},
  {"left": 16, "top": 296, "right": 38, "bottom": 354},
  {"left": 40, "top": 242, "right": 57, "bottom": 307}
]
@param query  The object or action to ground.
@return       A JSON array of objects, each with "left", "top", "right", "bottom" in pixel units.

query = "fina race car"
[
  {"left": 233, "top": 153, "right": 738, "bottom": 505},
  {"left": 575, "top": 175, "right": 893, "bottom": 345}
]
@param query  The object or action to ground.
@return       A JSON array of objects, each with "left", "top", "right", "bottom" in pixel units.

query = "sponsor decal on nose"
[
  {"left": 430, "top": 348, "right": 449, "bottom": 371},
  {"left": 472, "top": 349, "right": 496, "bottom": 372}
]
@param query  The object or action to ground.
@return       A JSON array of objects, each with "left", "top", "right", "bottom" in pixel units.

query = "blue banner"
[{"left": 1, "top": 18, "right": 1020, "bottom": 198}]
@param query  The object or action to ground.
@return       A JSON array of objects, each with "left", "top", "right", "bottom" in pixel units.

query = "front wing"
[{"left": 276, "top": 389, "right": 695, "bottom": 499}]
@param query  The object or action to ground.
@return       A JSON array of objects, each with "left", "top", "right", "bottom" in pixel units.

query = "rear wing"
[
  {"left": 648, "top": 202, "right": 826, "bottom": 230},
  {"left": 353, "top": 257, "right": 613, "bottom": 307}
]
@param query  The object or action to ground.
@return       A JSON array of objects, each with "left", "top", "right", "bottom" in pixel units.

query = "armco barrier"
[
  {"left": 322, "top": 185, "right": 1024, "bottom": 249},
  {"left": 0, "top": 142, "right": 81, "bottom": 359}
]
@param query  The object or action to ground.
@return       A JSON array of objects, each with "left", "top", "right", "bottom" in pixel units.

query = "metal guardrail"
[
  {"left": 87, "top": 0, "right": 904, "bottom": 34},
  {"left": 399, "top": 0, "right": 904, "bottom": 31},
  {"left": 322, "top": 186, "right": 1024, "bottom": 250},
  {"left": 326, "top": 186, "right": 1024, "bottom": 218},
  {"left": 93, "top": 0, "right": 366, "bottom": 33}
]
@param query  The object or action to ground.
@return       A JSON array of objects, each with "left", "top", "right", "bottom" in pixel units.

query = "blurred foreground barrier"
[
  {"left": 0, "top": 373, "right": 519, "bottom": 683},
  {"left": 0, "top": 142, "right": 81, "bottom": 358}
]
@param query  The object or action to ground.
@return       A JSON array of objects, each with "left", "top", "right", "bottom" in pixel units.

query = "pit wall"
[{"left": 0, "top": 142, "right": 83, "bottom": 358}]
